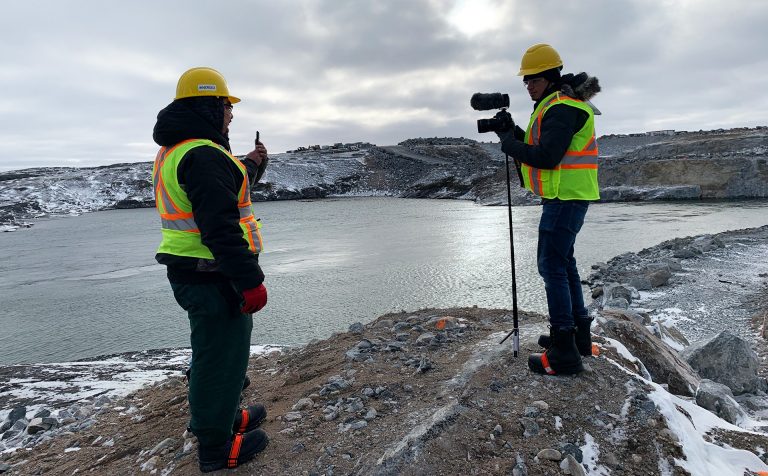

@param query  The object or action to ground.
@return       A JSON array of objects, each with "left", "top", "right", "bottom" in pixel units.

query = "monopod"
[{"left": 499, "top": 153, "right": 522, "bottom": 356}]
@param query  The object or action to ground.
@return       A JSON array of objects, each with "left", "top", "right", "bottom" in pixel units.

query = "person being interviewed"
[
  {"left": 152, "top": 67, "right": 269, "bottom": 472},
  {"left": 496, "top": 44, "right": 601, "bottom": 376}
]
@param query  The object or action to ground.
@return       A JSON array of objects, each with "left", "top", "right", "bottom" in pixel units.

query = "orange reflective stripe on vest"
[
  {"left": 152, "top": 139, "right": 264, "bottom": 258},
  {"left": 521, "top": 91, "right": 600, "bottom": 200}
]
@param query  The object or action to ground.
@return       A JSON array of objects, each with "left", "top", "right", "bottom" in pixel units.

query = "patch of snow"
[
  {"left": 554, "top": 416, "right": 562, "bottom": 430},
  {"left": 64, "top": 447, "right": 80, "bottom": 452},
  {"left": 580, "top": 432, "right": 611, "bottom": 475},
  {"left": 600, "top": 337, "right": 653, "bottom": 380},
  {"left": 648, "top": 386, "right": 768, "bottom": 475}
]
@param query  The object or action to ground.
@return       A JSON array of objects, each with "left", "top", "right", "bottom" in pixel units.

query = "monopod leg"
[{"left": 499, "top": 154, "right": 520, "bottom": 356}]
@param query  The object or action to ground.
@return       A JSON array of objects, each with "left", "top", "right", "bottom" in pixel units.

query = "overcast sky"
[{"left": 1, "top": 0, "right": 766, "bottom": 171}]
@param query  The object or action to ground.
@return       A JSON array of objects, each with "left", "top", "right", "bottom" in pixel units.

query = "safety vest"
[
  {"left": 152, "top": 139, "right": 263, "bottom": 259},
  {"left": 521, "top": 91, "right": 600, "bottom": 200}
]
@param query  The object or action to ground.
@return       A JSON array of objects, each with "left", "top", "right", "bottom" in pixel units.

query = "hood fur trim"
[{"left": 560, "top": 73, "right": 600, "bottom": 101}]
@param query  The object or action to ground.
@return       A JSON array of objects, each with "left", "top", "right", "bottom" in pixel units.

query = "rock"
[
  {"left": 690, "top": 235, "right": 723, "bottom": 253},
  {"left": 32, "top": 409, "right": 50, "bottom": 419},
  {"left": 415, "top": 332, "right": 436, "bottom": 346},
  {"left": 291, "top": 442, "right": 306, "bottom": 453},
  {"left": 284, "top": 412, "right": 303, "bottom": 422},
  {"left": 375, "top": 319, "right": 394, "bottom": 329},
  {"left": 345, "top": 349, "right": 365, "bottom": 362},
  {"left": 604, "top": 297, "right": 629, "bottom": 310},
  {"left": 628, "top": 276, "right": 653, "bottom": 291},
  {"left": 384, "top": 341, "right": 405, "bottom": 352},
  {"left": 361, "top": 387, "right": 375, "bottom": 398},
  {"left": 558, "top": 442, "right": 583, "bottom": 463},
  {"left": 523, "top": 406, "right": 540, "bottom": 418},
  {"left": 149, "top": 437, "right": 176, "bottom": 456},
  {"left": 27, "top": 417, "right": 57, "bottom": 434},
  {"left": 648, "top": 322, "right": 690, "bottom": 351},
  {"left": 493, "top": 424, "right": 502, "bottom": 436},
  {"left": 560, "top": 454, "right": 586, "bottom": 476},
  {"left": 292, "top": 398, "right": 315, "bottom": 411},
  {"left": 348, "top": 322, "right": 365, "bottom": 334},
  {"left": 0, "top": 462, "right": 11, "bottom": 473},
  {"left": 695, "top": 379, "right": 748, "bottom": 425},
  {"left": 604, "top": 284, "right": 635, "bottom": 303},
  {"left": 647, "top": 268, "right": 672, "bottom": 287},
  {"left": 338, "top": 420, "right": 367, "bottom": 433},
  {"left": 518, "top": 418, "right": 539, "bottom": 437},
  {"left": 356, "top": 339, "right": 373, "bottom": 350},
  {"left": 536, "top": 448, "right": 561, "bottom": 461},
  {"left": 599, "top": 310, "right": 700, "bottom": 396},
  {"left": 392, "top": 322, "right": 410, "bottom": 331},
  {"left": 344, "top": 399, "right": 365, "bottom": 413},
  {"left": 395, "top": 332, "right": 410, "bottom": 342},
  {"left": 416, "top": 356, "right": 433, "bottom": 373},
  {"left": 673, "top": 248, "right": 698, "bottom": 259},
  {"left": 681, "top": 330, "right": 761, "bottom": 395},
  {"left": 7, "top": 406, "right": 26, "bottom": 424},
  {"left": 364, "top": 408, "right": 378, "bottom": 421},
  {"left": 511, "top": 461, "right": 528, "bottom": 476},
  {"left": 140, "top": 455, "right": 159, "bottom": 472},
  {"left": 531, "top": 401, "right": 549, "bottom": 411}
]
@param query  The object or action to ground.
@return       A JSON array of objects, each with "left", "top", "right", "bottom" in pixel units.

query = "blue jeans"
[{"left": 537, "top": 199, "right": 589, "bottom": 329}]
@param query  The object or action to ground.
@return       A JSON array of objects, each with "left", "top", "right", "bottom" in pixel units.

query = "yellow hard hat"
[
  {"left": 174, "top": 67, "right": 241, "bottom": 104},
  {"left": 517, "top": 44, "right": 563, "bottom": 76}
]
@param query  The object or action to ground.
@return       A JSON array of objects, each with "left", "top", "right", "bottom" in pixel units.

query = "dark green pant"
[{"left": 171, "top": 281, "right": 253, "bottom": 447}]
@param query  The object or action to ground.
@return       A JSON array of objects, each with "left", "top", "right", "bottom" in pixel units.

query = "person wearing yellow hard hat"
[
  {"left": 495, "top": 44, "right": 602, "bottom": 376},
  {"left": 151, "top": 67, "right": 270, "bottom": 472}
]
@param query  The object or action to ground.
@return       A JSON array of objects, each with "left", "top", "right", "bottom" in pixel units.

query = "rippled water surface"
[{"left": 1, "top": 198, "right": 767, "bottom": 364}]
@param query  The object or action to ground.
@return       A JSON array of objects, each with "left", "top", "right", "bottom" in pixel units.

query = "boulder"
[
  {"left": 680, "top": 330, "right": 760, "bottom": 395},
  {"left": 695, "top": 379, "right": 747, "bottom": 425},
  {"left": 599, "top": 310, "right": 700, "bottom": 396},
  {"left": 646, "top": 268, "right": 672, "bottom": 287}
]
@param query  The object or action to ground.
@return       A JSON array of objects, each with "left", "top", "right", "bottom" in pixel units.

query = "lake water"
[{"left": 1, "top": 198, "right": 767, "bottom": 365}]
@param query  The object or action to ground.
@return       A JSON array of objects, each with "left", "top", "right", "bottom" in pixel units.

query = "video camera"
[{"left": 471, "top": 93, "right": 514, "bottom": 134}]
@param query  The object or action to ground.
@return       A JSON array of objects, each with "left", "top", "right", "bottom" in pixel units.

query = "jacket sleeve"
[
  {"left": 501, "top": 104, "right": 588, "bottom": 169},
  {"left": 179, "top": 146, "right": 265, "bottom": 291},
  {"left": 241, "top": 158, "right": 259, "bottom": 188}
]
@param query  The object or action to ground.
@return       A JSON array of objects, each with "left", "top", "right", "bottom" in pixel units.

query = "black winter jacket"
[
  {"left": 152, "top": 100, "right": 264, "bottom": 292},
  {"left": 501, "top": 74, "right": 600, "bottom": 170}
]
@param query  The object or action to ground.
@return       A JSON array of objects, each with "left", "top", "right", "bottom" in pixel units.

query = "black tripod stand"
[{"left": 499, "top": 153, "right": 524, "bottom": 356}]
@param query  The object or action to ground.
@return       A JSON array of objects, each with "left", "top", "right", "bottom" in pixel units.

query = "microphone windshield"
[{"left": 470, "top": 92, "right": 510, "bottom": 111}]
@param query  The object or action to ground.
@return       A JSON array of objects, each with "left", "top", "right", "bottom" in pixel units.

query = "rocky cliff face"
[{"left": 598, "top": 128, "right": 768, "bottom": 200}]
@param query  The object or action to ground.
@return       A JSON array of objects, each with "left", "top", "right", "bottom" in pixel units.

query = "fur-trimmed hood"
[{"left": 559, "top": 72, "right": 600, "bottom": 101}]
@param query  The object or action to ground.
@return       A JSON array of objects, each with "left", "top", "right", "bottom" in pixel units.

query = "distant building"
[{"left": 646, "top": 130, "right": 675, "bottom": 136}]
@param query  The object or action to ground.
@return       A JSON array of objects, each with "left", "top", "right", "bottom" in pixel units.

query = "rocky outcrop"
[
  {"left": 696, "top": 379, "right": 748, "bottom": 425},
  {"left": 681, "top": 330, "right": 766, "bottom": 395},
  {"left": 597, "top": 310, "right": 700, "bottom": 396}
]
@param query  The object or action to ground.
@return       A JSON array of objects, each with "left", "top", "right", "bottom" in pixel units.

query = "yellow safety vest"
[
  {"left": 521, "top": 91, "right": 600, "bottom": 200},
  {"left": 152, "top": 139, "right": 263, "bottom": 259}
]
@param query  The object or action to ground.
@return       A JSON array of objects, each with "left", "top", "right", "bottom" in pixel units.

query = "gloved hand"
[
  {"left": 493, "top": 110, "right": 515, "bottom": 142},
  {"left": 241, "top": 284, "right": 267, "bottom": 314}
]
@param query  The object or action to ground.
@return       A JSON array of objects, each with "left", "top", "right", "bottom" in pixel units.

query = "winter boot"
[
  {"left": 232, "top": 404, "right": 267, "bottom": 434},
  {"left": 198, "top": 428, "right": 269, "bottom": 473},
  {"left": 528, "top": 327, "right": 584, "bottom": 375},
  {"left": 537, "top": 317, "right": 594, "bottom": 357}
]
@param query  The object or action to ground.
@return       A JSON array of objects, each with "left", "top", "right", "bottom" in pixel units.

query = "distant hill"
[{"left": 2, "top": 127, "right": 767, "bottom": 228}]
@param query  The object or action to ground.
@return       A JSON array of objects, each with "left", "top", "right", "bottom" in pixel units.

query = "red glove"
[{"left": 241, "top": 284, "right": 267, "bottom": 314}]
